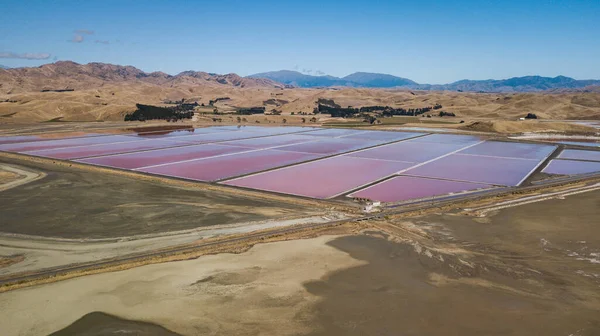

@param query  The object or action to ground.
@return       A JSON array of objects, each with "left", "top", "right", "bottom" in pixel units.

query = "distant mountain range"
[
  {"left": 2, "top": 61, "right": 600, "bottom": 123},
  {"left": 0, "top": 61, "right": 284, "bottom": 94},
  {"left": 1, "top": 62, "right": 599, "bottom": 93},
  {"left": 417, "top": 76, "right": 600, "bottom": 93},
  {"left": 248, "top": 70, "right": 600, "bottom": 92},
  {"left": 248, "top": 70, "right": 416, "bottom": 89}
]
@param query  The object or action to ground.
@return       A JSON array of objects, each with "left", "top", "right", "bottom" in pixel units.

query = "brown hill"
[
  {"left": 0, "top": 61, "right": 283, "bottom": 94},
  {"left": 459, "top": 120, "right": 598, "bottom": 135},
  {"left": 1, "top": 62, "right": 600, "bottom": 123}
]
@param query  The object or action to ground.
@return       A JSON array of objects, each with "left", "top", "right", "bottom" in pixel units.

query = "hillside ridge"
[
  {"left": 249, "top": 70, "right": 600, "bottom": 92},
  {"left": 0, "top": 61, "right": 284, "bottom": 94}
]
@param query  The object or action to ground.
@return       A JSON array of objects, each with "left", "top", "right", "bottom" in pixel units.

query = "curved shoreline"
[{"left": 0, "top": 164, "right": 45, "bottom": 192}]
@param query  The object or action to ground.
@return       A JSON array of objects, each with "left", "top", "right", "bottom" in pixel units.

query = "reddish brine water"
[
  {"left": 347, "top": 141, "right": 468, "bottom": 163},
  {"left": 219, "top": 134, "right": 318, "bottom": 149},
  {"left": 341, "top": 131, "right": 425, "bottom": 142},
  {"left": 458, "top": 141, "right": 556, "bottom": 160},
  {"left": 138, "top": 149, "right": 323, "bottom": 181},
  {"left": 558, "top": 149, "right": 600, "bottom": 162},
  {"left": 543, "top": 160, "right": 600, "bottom": 175},
  {"left": 403, "top": 154, "right": 543, "bottom": 186},
  {"left": 25, "top": 139, "right": 194, "bottom": 160},
  {"left": 0, "top": 135, "right": 139, "bottom": 153},
  {"left": 348, "top": 176, "right": 493, "bottom": 203},
  {"left": 0, "top": 132, "right": 108, "bottom": 145},
  {"left": 169, "top": 130, "right": 265, "bottom": 144},
  {"left": 211, "top": 125, "right": 319, "bottom": 134},
  {"left": 125, "top": 127, "right": 223, "bottom": 138},
  {"left": 276, "top": 137, "right": 382, "bottom": 155},
  {"left": 237, "top": 126, "right": 321, "bottom": 134},
  {"left": 302, "top": 128, "right": 369, "bottom": 138},
  {"left": 223, "top": 156, "right": 413, "bottom": 199},
  {"left": 408, "top": 133, "right": 484, "bottom": 144},
  {"left": 78, "top": 144, "right": 251, "bottom": 169}
]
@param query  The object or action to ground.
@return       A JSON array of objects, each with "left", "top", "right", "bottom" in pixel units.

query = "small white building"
[{"left": 363, "top": 201, "right": 382, "bottom": 213}]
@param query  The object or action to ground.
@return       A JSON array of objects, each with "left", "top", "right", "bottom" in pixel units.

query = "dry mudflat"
[
  {"left": 0, "top": 153, "right": 340, "bottom": 278},
  {"left": 0, "top": 234, "right": 363, "bottom": 336},
  {"left": 0, "top": 155, "right": 318, "bottom": 239},
  {"left": 0, "top": 169, "right": 19, "bottom": 184},
  {"left": 1, "top": 189, "right": 599, "bottom": 335}
]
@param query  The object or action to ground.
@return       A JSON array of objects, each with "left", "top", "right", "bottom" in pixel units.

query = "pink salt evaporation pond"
[
  {"left": 137, "top": 149, "right": 323, "bottom": 181},
  {"left": 223, "top": 156, "right": 413, "bottom": 199},
  {"left": 348, "top": 176, "right": 493, "bottom": 203},
  {"left": 0, "top": 132, "right": 106, "bottom": 145},
  {"left": 557, "top": 149, "right": 600, "bottom": 162},
  {"left": 341, "top": 130, "right": 425, "bottom": 142},
  {"left": 77, "top": 143, "right": 252, "bottom": 169},
  {"left": 302, "top": 128, "right": 368, "bottom": 138},
  {"left": 276, "top": 137, "right": 381, "bottom": 155},
  {"left": 403, "top": 154, "right": 543, "bottom": 186},
  {"left": 458, "top": 141, "right": 556, "bottom": 160},
  {"left": 408, "top": 133, "right": 484, "bottom": 145},
  {"left": 24, "top": 139, "right": 195, "bottom": 160},
  {"left": 219, "top": 134, "right": 317, "bottom": 149},
  {"left": 542, "top": 159, "right": 600, "bottom": 175},
  {"left": 171, "top": 130, "right": 265, "bottom": 144},
  {"left": 347, "top": 141, "right": 469, "bottom": 163},
  {"left": 0, "top": 135, "right": 139, "bottom": 153},
  {"left": 124, "top": 127, "right": 223, "bottom": 139},
  {"left": 236, "top": 126, "right": 320, "bottom": 134}
]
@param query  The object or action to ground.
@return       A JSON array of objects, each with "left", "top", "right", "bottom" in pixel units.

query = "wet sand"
[
  {"left": 306, "top": 234, "right": 599, "bottom": 335},
  {"left": 0, "top": 190, "right": 598, "bottom": 335},
  {"left": 50, "top": 312, "right": 182, "bottom": 336},
  {"left": 0, "top": 235, "right": 364, "bottom": 336}
]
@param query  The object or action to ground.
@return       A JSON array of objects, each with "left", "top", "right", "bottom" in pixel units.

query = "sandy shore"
[{"left": 0, "top": 235, "right": 363, "bottom": 336}]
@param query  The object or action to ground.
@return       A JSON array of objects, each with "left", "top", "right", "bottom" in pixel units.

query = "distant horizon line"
[
  {"left": 248, "top": 70, "right": 600, "bottom": 84},
  {"left": 2, "top": 60, "right": 600, "bottom": 84}
]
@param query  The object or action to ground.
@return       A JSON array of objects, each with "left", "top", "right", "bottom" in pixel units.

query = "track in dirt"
[{"left": 2, "top": 171, "right": 599, "bottom": 291}]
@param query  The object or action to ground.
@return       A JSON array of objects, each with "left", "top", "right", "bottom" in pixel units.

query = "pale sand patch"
[
  {"left": 0, "top": 170, "right": 18, "bottom": 184},
  {"left": 0, "top": 164, "right": 45, "bottom": 192},
  {"left": 0, "top": 214, "right": 344, "bottom": 276},
  {"left": 0, "top": 235, "right": 363, "bottom": 336}
]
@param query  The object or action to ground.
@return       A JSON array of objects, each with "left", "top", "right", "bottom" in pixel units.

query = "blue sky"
[{"left": 0, "top": 0, "right": 598, "bottom": 83}]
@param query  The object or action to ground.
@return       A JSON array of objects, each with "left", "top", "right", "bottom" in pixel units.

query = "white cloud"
[
  {"left": 294, "top": 66, "right": 327, "bottom": 76},
  {"left": 69, "top": 29, "right": 94, "bottom": 43},
  {"left": 0, "top": 52, "right": 52, "bottom": 60},
  {"left": 75, "top": 29, "right": 94, "bottom": 35},
  {"left": 95, "top": 40, "right": 110, "bottom": 45},
  {"left": 70, "top": 34, "right": 84, "bottom": 43}
]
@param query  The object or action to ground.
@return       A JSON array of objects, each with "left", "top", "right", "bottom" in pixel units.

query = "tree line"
[
  {"left": 316, "top": 104, "right": 443, "bottom": 118},
  {"left": 124, "top": 103, "right": 195, "bottom": 121},
  {"left": 237, "top": 107, "right": 266, "bottom": 115}
]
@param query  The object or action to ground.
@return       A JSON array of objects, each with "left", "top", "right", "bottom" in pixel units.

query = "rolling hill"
[
  {"left": 1, "top": 61, "right": 600, "bottom": 123},
  {"left": 0, "top": 61, "right": 284, "bottom": 94}
]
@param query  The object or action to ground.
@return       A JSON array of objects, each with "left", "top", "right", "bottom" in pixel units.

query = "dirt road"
[{"left": 1, "top": 190, "right": 599, "bottom": 335}]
